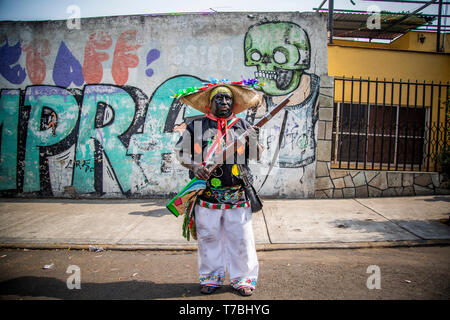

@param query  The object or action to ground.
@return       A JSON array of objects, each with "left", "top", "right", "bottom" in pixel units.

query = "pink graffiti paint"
[
  {"left": 22, "top": 39, "right": 50, "bottom": 85},
  {"left": 111, "top": 30, "right": 141, "bottom": 86},
  {"left": 82, "top": 31, "right": 112, "bottom": 84}
]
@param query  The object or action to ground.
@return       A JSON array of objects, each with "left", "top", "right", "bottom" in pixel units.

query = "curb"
[{"left": 1, "top": 239, "right": 450, "bottom": 251}]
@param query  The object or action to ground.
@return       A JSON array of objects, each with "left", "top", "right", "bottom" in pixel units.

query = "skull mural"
[
  {"left": 244, "top": 22, "right": 310, "bottom": 96},
  {"left": 243, "top": 21, "right": 320, "bottom": 198}
]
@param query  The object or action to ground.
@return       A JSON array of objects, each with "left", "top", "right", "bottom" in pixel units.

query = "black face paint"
[{"left": 211, "top": 92, "right": 233, "bottom": 118}]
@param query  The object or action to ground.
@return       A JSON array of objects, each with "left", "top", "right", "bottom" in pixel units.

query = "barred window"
[
  {"left": 332, "top": 103, "right": 426, "bottom": 168},
  {"left": 331, "top": 78, "right": 448, "bottom": 172}
]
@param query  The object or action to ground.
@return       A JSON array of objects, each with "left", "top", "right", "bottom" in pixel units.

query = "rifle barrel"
[{"left": 254, "top": 92, "right": 293, "bottom": 128}]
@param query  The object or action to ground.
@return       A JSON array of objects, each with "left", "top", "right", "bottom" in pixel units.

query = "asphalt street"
[{"left": 0, "top": 246, "right": 449, "bottom": 300}]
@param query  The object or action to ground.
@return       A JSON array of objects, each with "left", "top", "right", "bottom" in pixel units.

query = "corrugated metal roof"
[{"left": 330, "top": 11, "right": 435, "bottom": 40}]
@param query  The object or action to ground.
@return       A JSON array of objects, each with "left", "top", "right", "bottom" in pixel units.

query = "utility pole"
[
  {"left": 329, "top": 0, "right": 334, "bottom": 44},
  {"left": 437, "top": 0, "right": 443, "bottom": 52}
]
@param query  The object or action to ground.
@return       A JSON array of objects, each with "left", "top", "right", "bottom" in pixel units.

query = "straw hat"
[{"left": 177, "top": 81, "right": 264, "bottom": 115}]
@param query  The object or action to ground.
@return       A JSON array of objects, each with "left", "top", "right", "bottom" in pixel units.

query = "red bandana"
[{"left": 203, "top": 110, "right": 240, "bottom": 163}]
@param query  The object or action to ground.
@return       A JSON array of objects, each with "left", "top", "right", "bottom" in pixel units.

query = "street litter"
[
  {"left": 88, "top": 245, "right": 104, "bottom": 252},
  {"left": 404, "top": 280, "right": 411, "bottom": 283},
  {"left": 43, "top": 263, "right": 54, "bottom": 270}
]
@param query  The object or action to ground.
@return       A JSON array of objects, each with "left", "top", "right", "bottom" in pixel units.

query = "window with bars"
[
  {"left": 332, "top": 103, "right": 426, "bottom": 168},
  {"left": 332, "top": 78, "right": 449, "bottom": 172}
]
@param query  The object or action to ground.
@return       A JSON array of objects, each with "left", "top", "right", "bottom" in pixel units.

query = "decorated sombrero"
[{"left": 172, "top": 77, "right": 264, "bottom": 114}]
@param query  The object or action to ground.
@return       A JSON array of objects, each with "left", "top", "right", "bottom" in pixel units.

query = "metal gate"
[{"left": 332, "top": 77, "right": 449, "bottom": 172}]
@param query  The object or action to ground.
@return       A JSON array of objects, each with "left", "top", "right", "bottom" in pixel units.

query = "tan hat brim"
[{"left": 179, "top": 84, "right": 263, "bottom": 114}]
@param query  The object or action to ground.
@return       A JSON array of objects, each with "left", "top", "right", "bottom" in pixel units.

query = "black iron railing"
[{"left": 332, "top": 77, "right": 449, "bottom": 172}]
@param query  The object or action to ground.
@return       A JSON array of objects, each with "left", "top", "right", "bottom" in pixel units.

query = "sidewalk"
[{"left": 0, "top": 195, "right": 449, "bottom": 251}]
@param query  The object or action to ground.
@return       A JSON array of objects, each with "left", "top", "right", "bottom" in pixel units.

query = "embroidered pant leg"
[
  {"left": 224, "top": 206, "right": 259, "bottom": 290},
  {"left": 195, "top": 205, "right": 225, "bottom": 287}
]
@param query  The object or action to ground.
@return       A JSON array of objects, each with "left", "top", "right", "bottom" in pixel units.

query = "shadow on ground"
[
  {"left": 0, "top": 276, "right": 223, "bottom": 299},
  {"left": 422, "top": 196, "right": 450, "bottom": 203},
  {"left": 127, "top": 200, "right": 172, "bottom": 217},
  {"left": 128, "top": 208, "right": 171, "bottom": 217},
  {"left": 330, "top": 218, "right": 450, "bottom": 240}
]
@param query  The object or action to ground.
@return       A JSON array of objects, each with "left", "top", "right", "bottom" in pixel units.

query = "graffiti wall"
[{"left": 0, "top": 12, "right": 328, "bottom": 198}]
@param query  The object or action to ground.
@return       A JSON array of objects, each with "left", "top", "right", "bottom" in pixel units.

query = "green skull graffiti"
[{"left": 244, "top": 22, "right": 310, "bottom": 96}]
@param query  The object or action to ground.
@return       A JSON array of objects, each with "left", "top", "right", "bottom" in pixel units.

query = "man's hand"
[{"left": 192, "top": 163, "right": 211, "bottom": 180}]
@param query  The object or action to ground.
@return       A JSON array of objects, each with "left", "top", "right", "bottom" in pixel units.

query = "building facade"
[{"left": 315, "top": 31, "right": 450, "bottom": 198}]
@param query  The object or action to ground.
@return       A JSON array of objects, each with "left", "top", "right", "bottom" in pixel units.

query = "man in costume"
[{"left": 174, "top": 80, "right": 264, "bottom": 296}]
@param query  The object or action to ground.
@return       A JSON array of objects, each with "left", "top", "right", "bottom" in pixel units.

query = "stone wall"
[
  {"left": 314, "top": 74, "right": 335, "bottom": 197},
  {"left": 315, "top": 168, "right": 449, "bottom": 198}
]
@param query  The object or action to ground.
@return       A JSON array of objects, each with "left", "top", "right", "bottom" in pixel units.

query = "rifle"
[{"left": 166, "top": 92, "right": 293, "bottom": 219}]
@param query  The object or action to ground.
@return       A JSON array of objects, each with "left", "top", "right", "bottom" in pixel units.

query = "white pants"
[{"left": 195, "top": 205, "right": 259, "bottom": 290}]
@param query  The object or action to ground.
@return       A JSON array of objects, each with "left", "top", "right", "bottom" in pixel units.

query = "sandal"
[
  {"left": 236, "top": 287, "right": 253, "bottom": 296},
  {"left": 200, "top": 286, "right": 218, "bottom": 294}
]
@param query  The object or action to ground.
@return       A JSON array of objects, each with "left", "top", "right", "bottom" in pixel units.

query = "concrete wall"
[{"left": 0, "top": 12, "right": 329, "bottom": 198}]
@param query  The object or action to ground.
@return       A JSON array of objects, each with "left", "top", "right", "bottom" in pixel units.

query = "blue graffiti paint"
[
  {"left": 0, "top": 40, "right": 26, "bottom": 85},
  {"left": 145, "top": 49, "right": 160, "bottom": 77},
  {"left": 0, "top": 89, "right": 20, "bottom": 190},
  {"left": 52, "top": 41, "right": 84, "bottom": 87},
  {"left": 23, "top": 86, "right": 79, "bottom": 192},
  {"left": 73, "top": 85, "right": 137, "bottom": 193}
]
